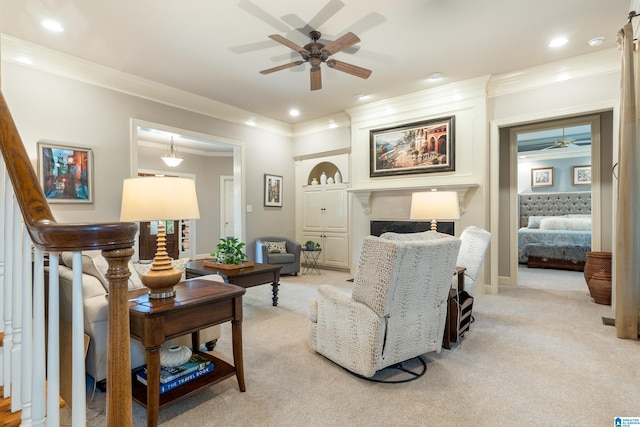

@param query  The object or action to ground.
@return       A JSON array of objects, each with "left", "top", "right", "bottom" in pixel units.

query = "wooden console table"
[
  {"left": 128, "top": 278, "right": 246, "bottom": 427},
  {"left": 186, "top": 261, "right": 282, "bottom": 306}
]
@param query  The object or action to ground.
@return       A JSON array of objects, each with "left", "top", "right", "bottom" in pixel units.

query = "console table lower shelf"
[{"left": 131, "top": 352, "right": 235, "bottom": 409}]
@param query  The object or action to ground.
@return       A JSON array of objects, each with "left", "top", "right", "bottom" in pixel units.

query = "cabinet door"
[
  {"left": 302, "top": 188, "right": 324, "bottom": 231},
  {"left": 323, "top": 187, "right": 348, "bottom": 232},
  {"left": 322, "top": 233, "right": 350, "bottom": 268}
]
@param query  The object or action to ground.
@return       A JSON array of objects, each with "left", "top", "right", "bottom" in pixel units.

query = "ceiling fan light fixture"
[{"left": 161, "top": 137, "right": 183, "bottom": 168}]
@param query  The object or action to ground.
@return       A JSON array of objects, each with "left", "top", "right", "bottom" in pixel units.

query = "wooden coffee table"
[
  {"left": 186, "top": 261, "right": 282, "bottom": 306},
  {"left": 129, "top": 278, "right": 246, "bottom": 427}
]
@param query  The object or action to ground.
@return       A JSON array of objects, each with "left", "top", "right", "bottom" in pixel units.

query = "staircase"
[{"left": 1, "top": 90, "right": 137, "bottom": 425}]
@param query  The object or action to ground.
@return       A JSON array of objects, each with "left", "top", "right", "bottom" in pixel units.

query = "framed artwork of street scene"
[
  {"left": 264, "top": 174, "right": 283, "bottom": 207},
  {"left": 38, "top": 141, "right": 93, "bottom": 203},
  {"left": 370, "top": 116, "right": 455, "bottom": 177}
]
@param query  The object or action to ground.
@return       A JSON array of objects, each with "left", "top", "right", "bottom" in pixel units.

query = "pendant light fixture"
[{"left": 161, "top": 136, "right": 183, "bottom": 168}]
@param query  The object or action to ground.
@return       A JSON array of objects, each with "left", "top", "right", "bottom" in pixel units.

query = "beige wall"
[{"left": 1, "top": 61, "right": 296, "bottom": 260}]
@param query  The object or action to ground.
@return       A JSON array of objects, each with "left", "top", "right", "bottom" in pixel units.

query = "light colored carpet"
[{"left": 73, "top": 267, "right": 640, "bottom": 426}]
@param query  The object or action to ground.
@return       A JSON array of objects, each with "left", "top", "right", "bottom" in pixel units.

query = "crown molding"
[
  {"left": 0, "top": 34, "right": 293, "bottom": 136},
  {"left": 292, "top": 112, "right": 351, "bottom": 136},
  {"left": 346, "top": 76, "right": 490, "bottom": 125},
  {"left": 487, "top": 48, "right": 620, "bottom": 98}
]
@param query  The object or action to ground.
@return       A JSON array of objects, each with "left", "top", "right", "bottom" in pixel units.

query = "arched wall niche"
[{"left": 308, "top": 161, "right": 342, "bottom": 185}]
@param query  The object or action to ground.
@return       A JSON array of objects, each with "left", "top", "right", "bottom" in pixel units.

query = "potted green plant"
[
  {"left": 305, "top": 240, "right": 320, "bottom": 250},
  {"left": 211, "top": 237, "right": 246, "bottom": 264}
]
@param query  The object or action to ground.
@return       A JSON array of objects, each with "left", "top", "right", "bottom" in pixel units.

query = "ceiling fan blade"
[
  {"left": 268, "top": 34, "right": 307, "bottom": 54},
  {"left": 308, "top": 0, "right": 345, "bottom": 30},
  {"left": 327, "top": 59, "right": 372, "bottom": 79},
  {"left": 260, "top": 61, "right": 304, "bottom": 74},
  {"left": 282, "top": 0, "right": 345, "bottom": 38},
  {"left": 322, "top": 32, "right": 360, "bottom": 55},
  {"left": 238, "top": 0, "right": 289, "bottom": 32},
  {"left": 310, "top": 68, "right": 322, "bottom": 91}
]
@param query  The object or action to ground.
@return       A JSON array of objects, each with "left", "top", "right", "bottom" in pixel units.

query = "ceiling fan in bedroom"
[{"left": 260, "top": 30, "right": 372, "bottom": 90}]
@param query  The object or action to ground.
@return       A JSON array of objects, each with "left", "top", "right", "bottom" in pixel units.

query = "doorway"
[
  {"left": 496, "top": 111, "right": 613, "bottom": 287},
  {"left": 130, "top": 119, "right": 246, "bottom": 260}
]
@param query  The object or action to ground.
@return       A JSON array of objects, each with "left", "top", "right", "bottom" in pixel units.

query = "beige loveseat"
[{"left": 48, "top": 251, "right": 220, "bottom": 386}]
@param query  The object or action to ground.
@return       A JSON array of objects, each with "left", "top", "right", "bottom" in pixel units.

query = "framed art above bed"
[{"left": 531, "top": 167, "right": 554, "bottom": 188}]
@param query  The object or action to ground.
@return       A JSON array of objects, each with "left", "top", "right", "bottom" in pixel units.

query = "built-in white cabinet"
[{"left": 302, "top": 183, "right": 349, "bottom": 269}]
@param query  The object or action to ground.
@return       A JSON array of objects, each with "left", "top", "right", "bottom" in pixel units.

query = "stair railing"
[{"left": 0, "top": 90, "right": 137, "bottom": 426}]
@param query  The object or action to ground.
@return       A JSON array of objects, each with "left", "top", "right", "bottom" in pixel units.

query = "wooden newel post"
[{"left": 103, "top": 247, "right": 135, "bottom": 427}]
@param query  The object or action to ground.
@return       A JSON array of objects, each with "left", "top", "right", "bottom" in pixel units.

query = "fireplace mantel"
[{"left": 346, "top": 183, "right": 479, "bottom": 215}]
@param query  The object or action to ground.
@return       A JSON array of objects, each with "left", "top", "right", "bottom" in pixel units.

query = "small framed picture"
[
  {"left": 37, "top": 141, "right": 94, "bottom": 203},
  {"left": 264, "top": 174, "right": 283, "bottom": 207},
  {"left": 572, "top": 165, "right": 591, "bottom": 186},
  {"left": 531, "top": 167, "right": 554, "bottom": 188}
]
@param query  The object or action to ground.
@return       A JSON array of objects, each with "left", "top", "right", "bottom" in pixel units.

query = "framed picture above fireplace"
[{"left": 370, "top": 116, "right": 455, "bottom": 177}]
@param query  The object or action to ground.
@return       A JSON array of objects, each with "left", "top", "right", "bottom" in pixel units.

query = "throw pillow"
[
  {"left": 540, "top": 217, "right": 591, "bottom": 231},
  {"left": 267, "top": 241, "right": 288, "bottom": 254},
  {"left": 61, "top": 251, "right": 144, "bottom": 291},
  {"left": 527, "top": 216, "right": 546, "bottom": 229},
  {"left": 61, "top": 250, "right": 109, "bottom": 288}
]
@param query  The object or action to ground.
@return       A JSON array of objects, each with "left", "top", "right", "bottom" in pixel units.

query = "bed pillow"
[
  {"left": 539, "top": 217, "right": 591, "bottom": 231},
  {"left": 527, "top": 216, "right": 547, "bottom": 229},
  {"left": 266, "top": 241, "right": 288, "bottom": 254}
]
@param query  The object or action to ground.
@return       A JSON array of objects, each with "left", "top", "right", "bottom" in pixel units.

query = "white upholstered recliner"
[
  {"left": 453, "top": 226, "right": 491, "bottom": 295},
  {"left": 308, "top": 234, "right": 461, "bottom": 378}
]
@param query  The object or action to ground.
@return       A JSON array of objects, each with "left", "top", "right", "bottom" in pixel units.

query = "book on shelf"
[
  {"left": 140, "top": 353, "right": 212, "bottom": 384},
  {"left": 136, "top": 362, "right": 214, "bottom": 394}
]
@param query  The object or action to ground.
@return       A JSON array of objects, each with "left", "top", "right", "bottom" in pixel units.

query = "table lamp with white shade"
[
  {"left": 120, "top": 176, "right": 200, "bottom": 299},
  {"left": 410, "top": 190, "right": 460, "bottom": 232}
]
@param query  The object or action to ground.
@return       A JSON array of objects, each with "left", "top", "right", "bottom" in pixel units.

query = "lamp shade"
[
  {"left": 410, "top": 191, "right": 460, "bottom": 220},
  {"left": 120, "top": 177, "right": 200, "bottom": 221}
]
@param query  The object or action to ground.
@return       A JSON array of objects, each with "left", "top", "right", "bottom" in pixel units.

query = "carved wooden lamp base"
[{"left": 140, "top": 222, "right": 181, "bottom": 299}]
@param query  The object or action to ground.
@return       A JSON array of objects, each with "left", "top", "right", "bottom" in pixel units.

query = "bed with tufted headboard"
[{"left": 518, "top": 191, "right": 592, "bottom": 271}]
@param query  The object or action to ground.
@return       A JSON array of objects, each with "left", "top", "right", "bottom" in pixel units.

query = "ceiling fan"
[{"left": 260, "top": 30, "right": 372, "bottom": 90}]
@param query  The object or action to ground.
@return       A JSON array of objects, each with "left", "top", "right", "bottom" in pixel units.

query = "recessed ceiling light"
[
  {"left": 549, "top": 37, "right": 568, "bottom": 48},
  {"left": 41, "top": 19, "right": 64, "bottom": 32},
  {"left": 428, "top": 72, "right": 444, "bottom": 81},
  {"left": 289, "top": 109, "right": 300, "bottom": 117},
  {"left": 353, "top": 93, "right": 368, "bottom": 101},
  {"left": 588, "top": 37, "right": 605, "bottom": 47},
  {"left": 245, "top": 119, "right": 256, "bottom": 126},
  {"left": 328, "top": 120, "right": 338, "bottom": 129}
]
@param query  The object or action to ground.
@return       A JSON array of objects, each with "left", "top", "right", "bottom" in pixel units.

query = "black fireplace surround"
[{"left": 370, "top": 220, "right": 454, "bottom": 237}]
